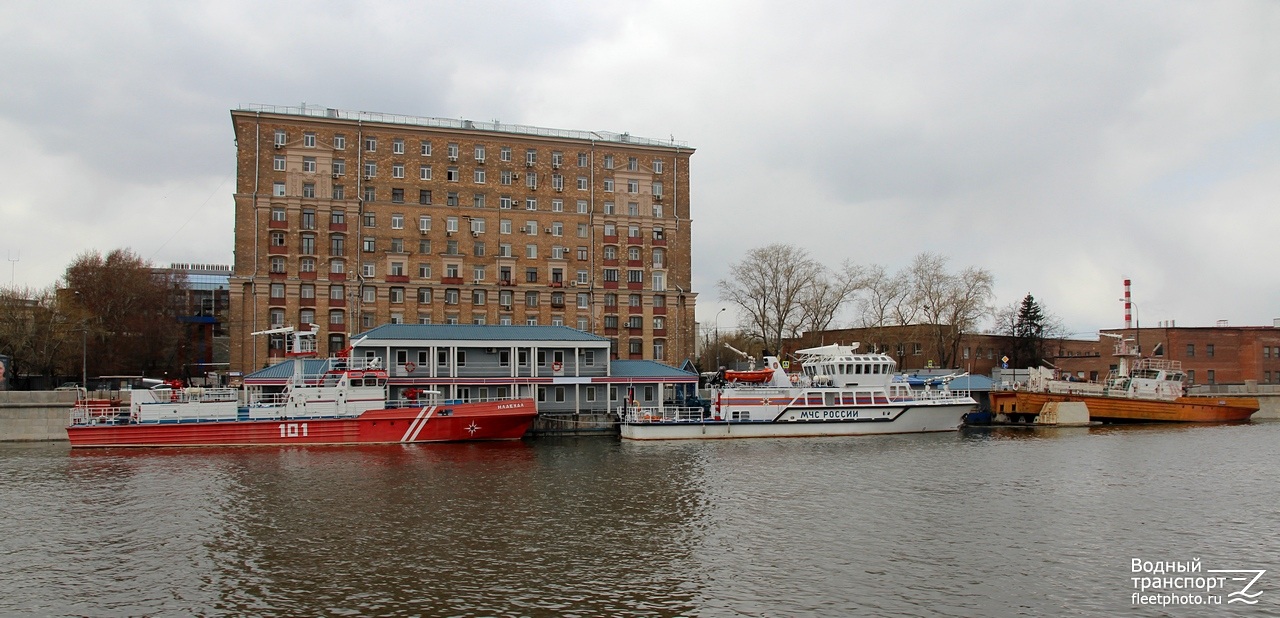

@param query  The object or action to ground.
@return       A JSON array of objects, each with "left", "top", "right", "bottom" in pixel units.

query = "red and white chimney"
[{"left": 1123, "top": 279, "right": 1132, "bottom": 329}]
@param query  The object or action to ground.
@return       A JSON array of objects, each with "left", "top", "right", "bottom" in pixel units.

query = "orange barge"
[
  {"left": 989, "top": 391, "right": 1258, "bottom": 423},
  {"left": 990, "top": 335, "right": 1259, "bottom": 424}
]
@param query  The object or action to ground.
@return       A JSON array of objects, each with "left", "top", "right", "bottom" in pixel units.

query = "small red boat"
[
  {"left": 723, "top": 369, "right": 775, "bottom": 383},
  {"left": 67, "top": 353, "right": 537, "bottom": 448}
]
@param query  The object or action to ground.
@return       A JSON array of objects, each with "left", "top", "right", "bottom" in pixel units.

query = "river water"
[{"left": 2, "top": 422, "right": 1278, "bottom": 617}]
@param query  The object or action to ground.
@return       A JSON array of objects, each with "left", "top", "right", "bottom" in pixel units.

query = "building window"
[
  {"left": 274, "top": 130, "right": 286, "bottom": 146},
  {"left": 364, "top": 136, "right": 377, "bottom": 152},
  {"left": 333, "top": 185, "right": 345, "bottom": 200},
  {"left": 1187, "top": 344, "right": 1195, "bottom": 357},
  {"left": 393, "top": 138, "right": 404, "bottom": 155},
  {"left": 474, "top": 194, "right": 486, "bottom": 209},
  {"left": 420, "top": 165, "right": 432, "bottom": 181},
  {"left": 447, "top": 192, "right": 459, "bottom": 206},
  {"left": 364, "top": 186, "right": 375, "bottom": 202},
  {"left": 603, "top": 154, "right": 614, "bottom": 169},
  {"left": 604, "top": 178, "right": 614, "bottom": 192},
  {"left": 577, "top": 200, "right": 588, "bottom": 214},
  {"left": 653, "top": 339, "right": 665, "bottom": 360},
  {"left": 390, "top": 287, "right": 405, "bottom": 303},
  {"left": 525, "top": 198, "right": 537, "bottom": 211},
  {"left": 525, "top": 291, "right": 540, "bottom": 307},
  {"left": 1207, "top": 369, "right": 1216, "bottom": 385},
  {"left": 627, "top": 180, "right": 638, "bottom": 194},
  {"left": 270, "top": 257, "right": 285, "bottom": 274},
  {"left": 334, "top": 135, "right": 346, "bottom": 150},
  {"left": 1206, "top": 344, "right": 1215, "bottom": 358},
  {"left": 302, "top": 183, "right": 315, "bottom": 198},
  {"left": 526, "top": 173, "right": 537, "bottom": 190},
  {"left": 364, "top": 162, "right": 377, "bottom": 178},
  {"left": 332, "top": 159, "right": 346, "bottom": 176},
  {"left": 273, "top": 155, "right": 285, "bottom": 171},
  {"left": 474, "top": 169, "right": 486, "bottom": 184},
  {"left": 272, "top": 182, "right": 285, "bottom": 197},
  {"left": 578, "top": 152, "right": 588, "bottom": 167},
  {"left": 419, "top": 189, "right": 432, "bottom": 205},
  {"left": 392, "top": 164, "right": 404, "bottom": 179},
  {"left": 629, "top": 339, "right": 642, "bottom": 355},
  {"left": 447, "top": 167, "right": 459, "bottom": 182}
]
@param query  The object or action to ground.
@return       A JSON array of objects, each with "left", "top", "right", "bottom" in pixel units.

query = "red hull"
[{"left": 67, "top": 399, "right": 538, "bottom": 448}]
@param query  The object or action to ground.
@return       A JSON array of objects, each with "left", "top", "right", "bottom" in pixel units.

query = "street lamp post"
[
  {"left": 1119, "top": 298, "right": 1140, "bottom": 355},
  {"left": 714, "top": 308, "right": 727, "bottom": 370}
]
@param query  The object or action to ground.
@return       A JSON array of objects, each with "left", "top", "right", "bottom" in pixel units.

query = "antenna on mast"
[{"left": 6, "top": 250, "right": 18, "bottom": 285}]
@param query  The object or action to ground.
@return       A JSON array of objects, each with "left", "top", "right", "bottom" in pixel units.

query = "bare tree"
[
  {"left": 717, "top": 244, "right": 824, "bottom": 354},
  {"left": 63, "top": 249, "right": 188, "bottom": 378},
  {"left": 796, "top": 260, "right": 866, "bottom": 337},
  {"left": 0, "top": 285, "right": 76, "bottom": 386}
]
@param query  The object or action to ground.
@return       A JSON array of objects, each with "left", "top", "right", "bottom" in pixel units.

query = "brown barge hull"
[{"left": 989, "top": 391, "right": 1259, "bottom": 423}]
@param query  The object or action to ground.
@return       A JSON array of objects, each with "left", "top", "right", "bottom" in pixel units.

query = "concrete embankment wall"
[
  {"left": 530, "top": 412, "right": 617, "bottom": 436},
  {"left": 0, "top": 391, "right": 77, "bottom": 442}
]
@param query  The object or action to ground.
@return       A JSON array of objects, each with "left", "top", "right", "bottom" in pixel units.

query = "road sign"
[
  {"left": 1002, "top": 362, "right": 1009, "bottom": 369},
  {"left": 1001, "top": 355, "right": 1009, "bottom": 364},
  {"left": 781, "top": 361, "right": 790, "bottom": 369}
]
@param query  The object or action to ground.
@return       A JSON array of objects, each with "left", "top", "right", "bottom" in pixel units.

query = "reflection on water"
[{"left": 3, "top": 423, "right": 1280, "bottom": 616}]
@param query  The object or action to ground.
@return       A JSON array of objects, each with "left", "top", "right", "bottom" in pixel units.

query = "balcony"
[
  {"left": 627, "top": 235, "right": 644, "bottom": 245},
  {"left": 499, "top": 279, "right": 515, "bottom": 286},
  {"left": 299, "top": 271, "right": 318, "bottom": 281},
  {"left": 269, "top": 219, "right": 288, "bottom": 229},
  {"left": 603, "top": 235, "right": 619, "bottom": 243},
  {"left": 652, "top": 306, "right": 666, "bottom": 315},
  {"left": 268, "top": 245, "right": 288, "bottom": 255},
  {"left": 441, "top": 276, "right": 464, "bottom": 285},
  {"left": 603, "top": 281, "right": 619, "bottom": 290},
  {"left": 330, "top": 222, "right": 347, "bottom": 232},
  {"left": 269, "top": 271, "right": 288, "bottom": 280},
  {"left": 627, "top": 260, "right": 643, "bottom": 267},
  {"left": 328, "top": 298, "right": 346, "bottom": 308},
  {"left": 627, "top": 281, "right": 644, "bottom": 290},
  {"left": 300, "top": 297, "right": 316, "bottom": 307},
  {"left": 603, "top": 259, "right": 619, "bottom": 267},
  {"left": 386, "top": 274, "right": 410, "bottom": 283},
  {"left": 549, "top": 281, "right": 563, "bottom": 288},
  {"left": 652, "top": 237, "right": 667, "bottom": 247},
  {"left": 327, "top": 272, "right": 347, "bottom": 281}
]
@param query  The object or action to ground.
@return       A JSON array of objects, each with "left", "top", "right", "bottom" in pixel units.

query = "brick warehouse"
[{"left": 229, "top": 105, "right": 696, "bottom": 373}]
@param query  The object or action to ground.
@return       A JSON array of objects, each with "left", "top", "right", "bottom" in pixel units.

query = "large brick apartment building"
[{"left": 229, "top": 105, "right": 696, "bottom": 373}]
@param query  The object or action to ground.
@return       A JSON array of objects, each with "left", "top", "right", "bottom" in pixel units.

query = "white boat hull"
[{"left": 619, "top": 403, "right": 970, "bottom": 441}]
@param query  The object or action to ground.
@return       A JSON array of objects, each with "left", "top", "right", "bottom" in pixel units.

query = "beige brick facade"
[{"left": 229, "top": 106, "right": 696, "bottom": 373}]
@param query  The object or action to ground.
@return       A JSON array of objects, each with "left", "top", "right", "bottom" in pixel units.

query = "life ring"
[
  {"left": 552, "top": 361, "right": 563, "bottom": 372},
  {"left": 404, "top": 361, "right": 417, "bottom": 372},
  {"left": 789, "top": 374, "right": 799, "bottom": 385}
]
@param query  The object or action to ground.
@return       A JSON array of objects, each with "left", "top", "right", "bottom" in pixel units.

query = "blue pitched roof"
[
  {"left": 610, "top": 360, "right": 698, "bottom": 379},
  {"left": 353, "top": 324, "right": 607, "bottom": 342},
  {"left": 244, "top": 358, "right": 328, "bottom": 381}
]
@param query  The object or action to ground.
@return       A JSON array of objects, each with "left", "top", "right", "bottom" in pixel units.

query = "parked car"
[{"left": 54, "top": 382, "right": 82, "bottom": 391}]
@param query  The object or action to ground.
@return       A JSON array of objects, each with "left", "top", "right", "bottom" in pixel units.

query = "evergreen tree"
[{"left": 1011, "top": 293, "right": 1046, "bottom": 368}]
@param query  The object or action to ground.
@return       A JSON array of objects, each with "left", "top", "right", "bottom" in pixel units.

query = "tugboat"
[
  {"left": 66, "top": 327, "right": 538, "bottom": 448},
  {"left": 989, "top": 335, "right": 1259, "bottom": 423},
  {"left": 617, "top": 343, "right": 975, "bottom": 440}
]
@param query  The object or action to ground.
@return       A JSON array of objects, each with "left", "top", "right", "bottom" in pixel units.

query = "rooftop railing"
[{"left": 238, "top": 104, "right": 691, "bottom": 149}]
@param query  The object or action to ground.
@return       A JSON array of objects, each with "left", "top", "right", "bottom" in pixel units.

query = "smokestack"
[{"left": 1123, "top": 279, "right": 1132, "bottom": 329}]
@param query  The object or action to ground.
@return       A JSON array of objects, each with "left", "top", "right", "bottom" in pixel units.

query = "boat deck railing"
[
  {"left": 70, "top": 405, "right": 131, "bottom": 426},
  {"left": 619, "top": 406, "right": 708, "bottom": 423}
]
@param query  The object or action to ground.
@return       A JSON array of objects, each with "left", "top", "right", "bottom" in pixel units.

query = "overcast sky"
[{"left": 2, "top": 1, "right": 1277, "bottom": 337}]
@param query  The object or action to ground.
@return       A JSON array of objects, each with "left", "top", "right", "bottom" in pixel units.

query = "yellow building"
[{"left": 229, "top": 105, "right": 696, "bottom": 372}]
